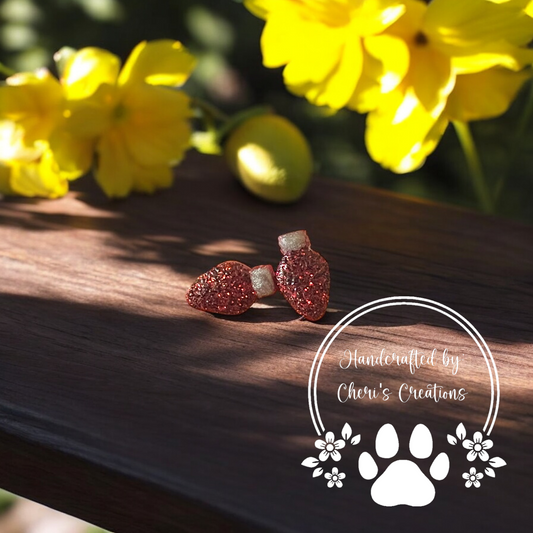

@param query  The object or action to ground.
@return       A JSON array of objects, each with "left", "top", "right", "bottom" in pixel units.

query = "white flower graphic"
[
  {"left": 463, "top": 467, "right": 484, "bottom": 488},
  {"left": 315, "top": 431, "right": 345, "bottom": 462},
  {"left": 462, "top": 431, "right": 493, "bottom": 461},
  {"left": 324, "top": 467, "right": 346, "bottom": 488}
]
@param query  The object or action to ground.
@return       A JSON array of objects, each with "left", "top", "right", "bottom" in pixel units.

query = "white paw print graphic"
[{"left": 358, "top": 423, "right": 450, "bottom": 507}]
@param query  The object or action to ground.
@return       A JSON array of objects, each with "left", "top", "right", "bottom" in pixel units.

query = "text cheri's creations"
[{"left": 337, "top": 348, "right": 467, "bottom": 404}]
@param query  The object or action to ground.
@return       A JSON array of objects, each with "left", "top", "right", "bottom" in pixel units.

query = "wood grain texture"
[{"left": 0, "top": 152, "right": 531, "bottom": 533}]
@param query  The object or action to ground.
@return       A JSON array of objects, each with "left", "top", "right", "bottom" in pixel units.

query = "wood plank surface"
[{"left": 0, "top": 152, "right": 531, "bottom": 533}]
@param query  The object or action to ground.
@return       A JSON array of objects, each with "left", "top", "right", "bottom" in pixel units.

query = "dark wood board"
[{"left": 0, "top": 153, "right": 531, "bottom": 532}]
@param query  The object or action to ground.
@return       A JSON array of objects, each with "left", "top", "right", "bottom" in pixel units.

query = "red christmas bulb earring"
[
  {"left": 275, "top": 230, "right": 330, "bottom": 321},
  {"left": 186, "top": 261, "right": 277, "bottom": 315}
]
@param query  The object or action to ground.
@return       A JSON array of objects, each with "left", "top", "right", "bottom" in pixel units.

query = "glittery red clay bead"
[
  {"left": 276, "top": 231, "right": 330, "bottom": 321},
  {"left": 186, "top": 261, "right": 257, "bottom": 315}
]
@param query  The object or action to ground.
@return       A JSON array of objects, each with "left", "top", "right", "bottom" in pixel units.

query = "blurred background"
[
  {"left": 0, "top": 0, "right": 532, "bottom": 221},
  {"left": 0, "top": 490, "right": 107, "bottom": 533},
  {"left": 0, "top": 0, "right": 530, "bottom": 530}
]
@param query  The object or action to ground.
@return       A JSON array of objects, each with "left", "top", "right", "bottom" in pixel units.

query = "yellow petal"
[
  {"left": 0, "top": 120, "right": 43, "bottom": 162},
  {"left": 347, "top": 51, "right": 383, "bottom": 113},
  {"left": 365, "top": 86, "right": 445, "bottom": 173},
  {"left": 118, "top": 40, "right": 196, "bottom": 88},
  {"left": 49, "top": 129, "right": 94, "bottom": 180},
  {"left": 282, "top": 21, "right": 346, "bottom": 89},
  {"left": 348, "top": 10, "right": 412, "bottom": 113},
  {"left": 244, "top": 0, "right": 274, "bottom": 19},
  {"left": 285, "top": 24, "right": 364, "bottom": 109},
  {"left": 409, "top": 45, "right": 455, "bottom": 117},
  {"left": 352, "top": 0, "right": 406, "bottom": 36},
  {"left": 364, "top": 34, "right": 410, "bottom": 94},
  {"left": 9, "top": 149, "right": 68, "bottom": 198},
  {"left": 95, "top": 128, "right": 134, "bottom": 198},
  {"left": 62, "top": 83, "right": 115, "bottom": 138},
  {"left": 131, "top": 163, "right": 173, "bottom": 194},
  {"left": 61, "top": 47, "right": 120, "bottom": 100},
  {"left": 0, "top": 69, "right": 63, "bottom": 145},
  {"left": 407, "top": 114, "right": 449, "bottom": 172},
  {"left": 452, "top": 41, "right": 533, "bottom": 73},
  {"left": 95, "top": 127, "right": 174, "bottom": 198},
  {"left": 252, "top": 0, "right": 407, "bottom": 110},
  {"left": 289, "top": 0, "right": 351, "bottom": 27},
  {"left": 119, "top": 85, "right": 192, "bottom": 166},
  {"left": 446, "top": 68, "right": 531, "bottom": 121},
  {"left": 426, "top": 0, "right": 533, "bottom": 48},
  {"left": 260, "top": 6, "right": 307, "bottom": 68},
  {"left": 385, "top": 0, "right": 427, "bottom": 41}
]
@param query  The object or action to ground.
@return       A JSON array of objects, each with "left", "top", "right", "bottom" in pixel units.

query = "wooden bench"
[{"left": 0, "top": 153, "right": 531, "bottom": 532}]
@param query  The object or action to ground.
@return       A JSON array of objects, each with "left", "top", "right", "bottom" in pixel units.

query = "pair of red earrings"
[{"left": 186, "top": 230, "right": 330, "bottom": 321}]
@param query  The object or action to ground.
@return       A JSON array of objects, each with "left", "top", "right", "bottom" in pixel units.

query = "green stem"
[
  {"left": 0, "top": 62, "right": 15, "bottom": 77},
  {"left": 190, "top": 97, "right": 230, "bottom": 124},
  {"left": 494, "top": 79, "right": 533, "bottom": 203},
  {"left": 453, "top": 120, "right": 493, "bottom": 214}
]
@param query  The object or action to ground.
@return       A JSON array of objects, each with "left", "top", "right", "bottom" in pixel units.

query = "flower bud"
[{"left": 224, "top": 114, "right": 313, "bottom": 203}]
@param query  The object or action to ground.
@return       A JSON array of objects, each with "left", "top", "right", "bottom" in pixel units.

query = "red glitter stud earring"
[
  {"left": 275, "top": 230, "right": 330, "bottom": 321},
  {"left": 186, "top": 261, "right": 277, "bottom": 315}
]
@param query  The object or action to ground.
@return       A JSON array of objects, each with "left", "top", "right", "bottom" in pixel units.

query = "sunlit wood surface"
[{"left": 0, "top": 153, "right": 531, "bottom": 532}]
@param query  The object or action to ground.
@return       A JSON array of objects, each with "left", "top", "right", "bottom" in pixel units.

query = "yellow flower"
[
  {"left": 364, "top": 0, "right": 533, "bottom": 172},
  {"left": 0, "top": 69, "right": 62, "bottom": 146},
  {"left": 0, "top": 40, "right": 196, "bottom": 199},
  {"left": 0, "top": 154, "right": 70, "bottom": 198},
  {"left": 247, "top": 0, "right": 533, "bottom": 174},
  {"left": 61, "top": 40, "right": 196, "bottom": 198},
  {"left": 245, "top": 0, "right": 408, "bottom": 112},
  {"left": 0, "top": 121, "right": 70, "bottom": 198},
  {"left": 0, "top": 69, "right": 81, "bottom": 197}
]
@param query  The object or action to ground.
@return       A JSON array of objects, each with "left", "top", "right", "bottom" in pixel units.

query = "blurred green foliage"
[
  {"left": 0, "top": 489, "right": 17, "bottom": 514},
  {"left": 0, "top": 0, "right": 531, "bottom": 221}
]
